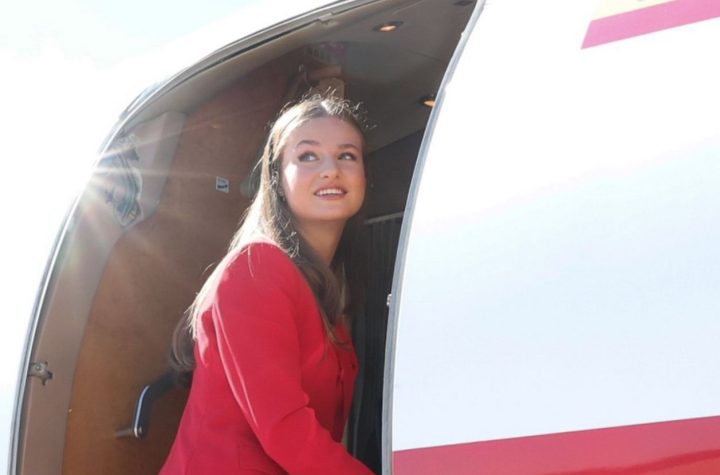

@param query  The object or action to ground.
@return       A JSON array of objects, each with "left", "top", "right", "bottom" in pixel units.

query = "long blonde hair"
[{"left": 171, "top": 95, "right": 368, "bottom": 371}]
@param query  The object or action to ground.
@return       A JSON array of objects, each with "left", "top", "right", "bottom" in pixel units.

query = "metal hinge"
[{"left": 28, "top": 361, "right": 53, "bottom": 385}]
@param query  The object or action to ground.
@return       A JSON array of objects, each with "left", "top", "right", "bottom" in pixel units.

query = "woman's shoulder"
[{"left": 223, "top": 241, "right": 300, "bottom": 284}]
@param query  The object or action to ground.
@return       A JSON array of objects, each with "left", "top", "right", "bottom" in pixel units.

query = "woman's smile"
[{"left": 315, "top": 187, "right": 347, "bottom": 198}]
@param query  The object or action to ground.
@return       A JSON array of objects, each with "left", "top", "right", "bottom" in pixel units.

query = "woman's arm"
[{"left": 212, "top": 244, "right": 373, "bottom": 475}]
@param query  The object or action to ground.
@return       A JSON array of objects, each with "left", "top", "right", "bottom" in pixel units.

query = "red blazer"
[{"left": 160, "top": 243, "right": 373, "bottom": 474}]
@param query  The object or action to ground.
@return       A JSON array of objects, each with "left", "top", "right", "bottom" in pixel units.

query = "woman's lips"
[{"left": 314, "top": 187, "right": 346, "bottom": 197}]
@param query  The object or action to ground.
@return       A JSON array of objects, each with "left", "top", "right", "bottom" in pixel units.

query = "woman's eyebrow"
[
  {"left": 339, "top": 144, "right": 361, "bottom": 151},
  {"left": 295, "top": 139, "right": 320, "bottom": 148},
  {"left": 295, "top": 140, "right": 360, "bottom": 151}
]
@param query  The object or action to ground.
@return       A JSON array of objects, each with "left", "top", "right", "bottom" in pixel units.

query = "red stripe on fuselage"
[
  {"left": 393, "top": 416, "right": 720, "bottom": 474},
  {"left": 582, "top": 0, "right": 720, "bottom": 48}
]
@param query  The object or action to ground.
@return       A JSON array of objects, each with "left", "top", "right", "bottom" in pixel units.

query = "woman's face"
[{"left": 279, "top": 117, "right": 365, "bottom": 233}]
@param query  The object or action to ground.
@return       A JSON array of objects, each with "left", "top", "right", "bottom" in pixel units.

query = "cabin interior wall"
[
  {"left": 60, "top": 56, "right": 297, "bottom": 475},
  {"left": 365, "top": 130, "right": 423, "bottom": 218}
]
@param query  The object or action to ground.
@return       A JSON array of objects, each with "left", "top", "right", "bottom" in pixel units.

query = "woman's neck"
[{"left": 295, "top": 221, "right": 345, "bottom": 266}]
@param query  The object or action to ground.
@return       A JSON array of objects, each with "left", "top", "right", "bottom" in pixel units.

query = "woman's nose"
[{"left": 319, "top": 156, "right": 340, "bottom": 178}]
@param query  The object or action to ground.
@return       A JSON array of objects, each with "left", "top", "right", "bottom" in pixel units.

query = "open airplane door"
[
  {"left": 386, "top": 0, "right": 720, "bottom": 473},
  {"left": 10, "top": 1, "right": 478, "bottom": 473}
]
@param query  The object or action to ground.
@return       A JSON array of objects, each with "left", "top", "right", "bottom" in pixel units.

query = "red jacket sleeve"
[{"left": 211, "top": 245, "right": 373, "bottom": 475}]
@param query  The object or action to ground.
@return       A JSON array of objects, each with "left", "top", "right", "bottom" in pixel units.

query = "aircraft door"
[{"left": 385, "top": 0, "right": 720, "bottom": 473}]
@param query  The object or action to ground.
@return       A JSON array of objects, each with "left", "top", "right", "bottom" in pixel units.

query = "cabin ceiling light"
[
  {"left": 420, "top": 94, "right": 436, "bottom": 108},
  {"left": 373, "top": 21, "right": 403, "bottom": 32}
]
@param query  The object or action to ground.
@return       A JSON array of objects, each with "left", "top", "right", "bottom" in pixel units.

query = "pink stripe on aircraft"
[
  {"left": 582, "top": 0, "right": 720, "bottom": 48},
  {"left": 394, "top": 415, "right": 720, "bottom": 474}
]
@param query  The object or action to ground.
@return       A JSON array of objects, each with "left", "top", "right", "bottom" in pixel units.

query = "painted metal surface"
[
  {"left": 394, "top": 416, "right": 720, "bottom": 474},
  {"left": 583, "top": 0, "right": 720, "bottom": 48},
  {"left": 389, "top": 0, "right": 720, "bottom": 472}
]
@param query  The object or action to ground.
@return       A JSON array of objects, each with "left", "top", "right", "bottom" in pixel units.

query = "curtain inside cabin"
[{"left": 349, "top": 215, "right": 403, "bottom": 474}]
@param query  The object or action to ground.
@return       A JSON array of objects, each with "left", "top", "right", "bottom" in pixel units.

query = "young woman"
[{"left": 160, "top": 96, "right": 374, "bottom": 474}]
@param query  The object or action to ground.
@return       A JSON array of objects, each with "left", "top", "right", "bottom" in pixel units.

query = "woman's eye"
[
  {"left": 298, "top": 152, "right": 318, "bottom": 162},
  {"left": 339, "top": 152, "right": 358, "bottom": 161}
]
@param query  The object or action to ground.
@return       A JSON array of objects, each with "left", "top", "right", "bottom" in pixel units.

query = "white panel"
[{"left": 391, "top": 0, "right": 720, "bottom": 452}]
